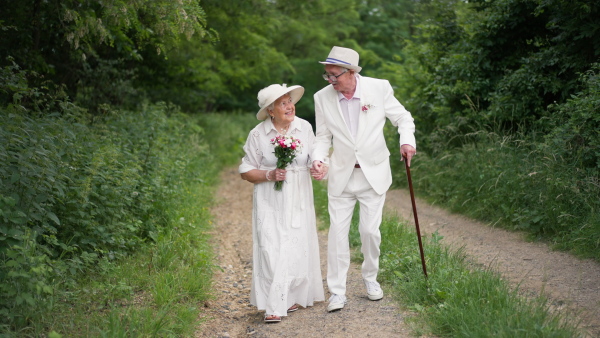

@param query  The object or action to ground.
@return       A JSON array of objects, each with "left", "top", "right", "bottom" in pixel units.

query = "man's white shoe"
[
  {"left": 364, "top": 280, "right": 384, "bottom": 300},
  {"left": 327, "top": 294, "right": 347, "bottom": 312}
]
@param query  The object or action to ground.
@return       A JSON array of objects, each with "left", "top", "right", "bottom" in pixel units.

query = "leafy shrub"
[
  {"left": 385, "top": 60, "right": 599, "bottom": 260},
  {"left": 0, "top": 65, "right": 213, "bottom": 330},
  {"left": 395, "top": 0, "right": 600, "bottom": 135},
  {"left": 388, "top": 122, "right": 599, "bottom": 260},
  {"left": 543, "top": 64, "right": 600, "bottom": 172}
]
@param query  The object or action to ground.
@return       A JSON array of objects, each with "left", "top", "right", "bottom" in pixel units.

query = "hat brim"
[
  {"left": 256, "top": 85, "right": 305, "bottom": 120},
  {"left": 319, "top": 61, "right": 362, "bottom": 73}
]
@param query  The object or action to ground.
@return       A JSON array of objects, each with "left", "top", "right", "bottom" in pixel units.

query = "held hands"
[
  {"left": 311, "top": 160, "right": 327, "bottom": 180},
  {"left": 268, "top": 164, "right": 326, "bottom": 182},
  {"left": 400, "top": 144, "right": 417, "bottom": 167}
]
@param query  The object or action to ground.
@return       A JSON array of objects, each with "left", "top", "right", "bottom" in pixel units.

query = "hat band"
[{"left": 325, "top": 57, "right": 352, "bottom": 66}]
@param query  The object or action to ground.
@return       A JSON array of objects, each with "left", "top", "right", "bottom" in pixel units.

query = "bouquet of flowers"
[{"left": 270, "top": 135, "right": 302, "bottom": 191}]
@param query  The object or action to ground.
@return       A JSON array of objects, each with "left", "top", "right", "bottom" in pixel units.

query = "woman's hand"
[
  {"left": 271, "top": 168, "right": 286, "bottom": 181},
  {"left": 242, "top": 168, "right": 286, "bottom": 184}
]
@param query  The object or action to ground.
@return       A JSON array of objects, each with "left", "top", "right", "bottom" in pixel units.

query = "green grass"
[{"left": 313, "top": 180, "right": 583, "bottom": 337}]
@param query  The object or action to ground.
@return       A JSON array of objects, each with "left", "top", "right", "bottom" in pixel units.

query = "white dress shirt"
[{"left": 337, "top": 76, "right": 361, "bottom": 140}]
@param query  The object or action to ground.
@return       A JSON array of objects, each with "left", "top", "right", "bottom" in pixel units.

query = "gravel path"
[{"left": 195, "top": 167, "right": 600, "bottom": 337}]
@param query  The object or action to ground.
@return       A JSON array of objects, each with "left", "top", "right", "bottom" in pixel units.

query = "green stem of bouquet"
[
  {"left": 273, "top": 147, "right": 295, "bottom": 191},
  {"left": 273, "top": 163, "right": 286, "bottom": 191}
]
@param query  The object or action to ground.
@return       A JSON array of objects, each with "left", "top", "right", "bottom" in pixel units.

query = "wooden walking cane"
[{"left": 403, "top": 155, "right": 428, "bottom": 278}]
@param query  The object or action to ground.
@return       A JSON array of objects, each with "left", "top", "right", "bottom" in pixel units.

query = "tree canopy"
[{"left": 1, "top": 0, "right": 598, "bottom": 154}]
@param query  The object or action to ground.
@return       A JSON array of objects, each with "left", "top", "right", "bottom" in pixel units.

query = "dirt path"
[
  {"left": 195, "top": 168, "right": 413, "bottom": 337},
  {"left": 195, "top": 167, "right": 600, "bottom": 337}
]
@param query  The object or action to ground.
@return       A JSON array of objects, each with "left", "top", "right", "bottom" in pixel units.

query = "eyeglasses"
[{"left": 322, "top": 69, "right": 348, "bottom": 82}]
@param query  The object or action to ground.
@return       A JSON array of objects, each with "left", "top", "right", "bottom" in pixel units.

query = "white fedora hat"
[
  {"left": 256, "top": 84, "right": 304, "bottom": 120},
  {"left": 319, "top": 46, "right": 362, "bottom": 72}
]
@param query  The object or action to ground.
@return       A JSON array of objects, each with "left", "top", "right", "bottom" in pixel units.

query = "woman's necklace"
[{"left": 275, "top": 124, "right": 290, "bottom": 135}]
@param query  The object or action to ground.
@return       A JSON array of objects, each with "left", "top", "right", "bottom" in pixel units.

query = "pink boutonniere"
[{"left": 361, "top": 104, "right": 374, "bottom": 113}]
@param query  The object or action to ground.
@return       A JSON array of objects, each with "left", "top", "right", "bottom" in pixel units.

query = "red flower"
[{"left": 361, "top": 104, "right": 374, "bottom": 113}]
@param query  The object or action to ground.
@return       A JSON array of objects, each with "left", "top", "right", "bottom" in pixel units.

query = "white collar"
[{"left": 262, "top": 116, "right": 302, "bottom": 135}]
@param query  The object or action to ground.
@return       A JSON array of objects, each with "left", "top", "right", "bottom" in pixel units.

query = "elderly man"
[{"left": 311, "top": 46, "right": 416, "bottom": 312}]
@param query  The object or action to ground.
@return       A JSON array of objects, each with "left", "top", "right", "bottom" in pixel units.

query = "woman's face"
[{"left": 270, "top": 94, "right": 295, "bottom": 125}]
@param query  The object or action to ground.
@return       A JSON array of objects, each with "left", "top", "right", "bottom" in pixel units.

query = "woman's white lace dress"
[{"left": 239, "top": 117, "right": 324, "bottom": 316}]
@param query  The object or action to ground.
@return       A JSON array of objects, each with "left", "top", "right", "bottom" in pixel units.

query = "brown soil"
[{"left": 195, "top": 167, "right": 600, "bottom": 337}]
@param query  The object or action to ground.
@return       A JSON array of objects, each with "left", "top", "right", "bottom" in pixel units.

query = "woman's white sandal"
[{"left": 264, "top": 314, "right": 281, "bottom": 323}]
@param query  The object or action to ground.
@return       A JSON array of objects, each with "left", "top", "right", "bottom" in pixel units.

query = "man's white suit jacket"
[{"left": 311, "top": 74, "right": 416, "bottom": 197}]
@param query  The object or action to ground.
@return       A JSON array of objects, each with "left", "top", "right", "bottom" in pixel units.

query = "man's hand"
[{"left": 400, "top": 144, "right": 416, "bottom": 167}]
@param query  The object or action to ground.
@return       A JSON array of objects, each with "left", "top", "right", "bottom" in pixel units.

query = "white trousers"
[{"left": 327, "top": 168, "right": 386, "bottom": 296}]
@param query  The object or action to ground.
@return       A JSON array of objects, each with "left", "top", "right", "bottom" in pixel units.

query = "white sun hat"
[
  {"left": 256, "top": 84, "right": 304, "bottom": 120},
  {"left": 319, "top": 46, "right": 362, "bottom": 73}
]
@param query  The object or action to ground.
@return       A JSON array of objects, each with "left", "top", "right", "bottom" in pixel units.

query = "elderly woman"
[{"left": 239, "top": 84, "right": 325, "bottom": 323}]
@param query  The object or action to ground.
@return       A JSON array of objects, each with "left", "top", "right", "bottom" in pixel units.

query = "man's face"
[{"left": 324, "top": 65, "right": 354, "bottom": 93}]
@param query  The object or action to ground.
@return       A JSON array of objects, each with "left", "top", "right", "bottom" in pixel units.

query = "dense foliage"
[
  {"left": 386, "top": 0, "right": 599, "bottom": 258},
  {"left": 0, "top": 0, "right": 598, "bottom": 333},
  {"left": 0, "top": 66, "right": 216, "bottom": 332},
  {"left": 0, "top": 0, "right": 213, "bottom": 112},
  {"left": 391, "top": 0, "right": 599, "bottom": 135}
]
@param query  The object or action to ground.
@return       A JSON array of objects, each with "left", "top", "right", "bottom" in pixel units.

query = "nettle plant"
[{"left": 0, "top": 69, "right": 182, "bottom": 328}]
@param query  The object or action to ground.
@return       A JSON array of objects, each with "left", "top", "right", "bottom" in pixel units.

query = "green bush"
[
  {"left": 388, "top": 123, "right": 599, "bottom": 260},
  {"left": 539, "top": 64, "right": 600, "bottom": 254},
  {"left": 43, "top": 112, "right": 223, "bottom": 336},
  {"left": 543, "top": 64, "right": 600, "bottom": 172},
  {"left": 0, "top": 59, "right": 254, "bottom": 333},
  {"left": 385, "top": 64, "right": 599, "bottom": 260},
  {"left": 39, "top": 112, "right": 253, "bottom": 336},
  {"left": 0, "top": 77, "right": 213, "bottom": 331}
]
